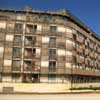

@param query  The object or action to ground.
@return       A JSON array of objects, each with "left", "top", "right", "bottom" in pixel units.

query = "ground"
[{"left": 0, "top": 94, "right": 100, "bottom": 100}]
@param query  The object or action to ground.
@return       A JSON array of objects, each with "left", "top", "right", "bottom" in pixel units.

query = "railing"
[
  {"left": 65, "top": 67, "right": 100, "bottom": 76},
  {"left": 25, "top": 30, "right": 41, "bottom": 35},
  {"left": 66, "top": 44, "right": 75, "bottom": 51},
  {"left": 58, "top": 56, "right": 66, "bottom": 62},
  {"left": 44, "top": 30, "right": 64, "bottom": 36},
  {"left": 13, "top": 42, "right": 22, "bottom": 46},
  {"left": 12, "top": 67, "right": 21, "bottom": 71},
  {"left": 76, "top": 37, "right": 84, "bottom": 44},
  {"left": 66, "top": 33, "right": 73, "bottom": 39},
  {"left": 76, "top": 48, "right": 83, "bottom": 53},
  {"left": 66, "top": 56, "right": 75, "bottom": 63},
  {"left": 0, "top": 28, "right": 6, "bottom": 32},
  {"left": 76, "top": 56, "right": 84, "bottom": 63},
  {"left": 3, "top": 66, "right": 12, "bottom": 72}
]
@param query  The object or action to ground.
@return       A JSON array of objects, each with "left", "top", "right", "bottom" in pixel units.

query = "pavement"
[{"left": 0, "top": 94, "right": 100, "bottom": 100}]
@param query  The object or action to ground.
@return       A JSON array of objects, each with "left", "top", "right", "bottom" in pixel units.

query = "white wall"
[
  {"left": 57, "top": 26, "right": 65, "bottom": 33},
  {"left": 0, "top": 21, "right": 6, "bottom": 29},
  {"left": 40, "top": 77, "right": 48, "bottom": 83},
  {"left": 66, "top": 51, "right": 72, "bottom": 56},
  {"left": 0, "top": 47, "right": 4, "bottom": 56},
  {"left": 6, "top": 35, "right": 14, "bottom": 41},
  {"left": 57, "top": 49, "right": 65, "bottom": 56},
  {"left": 4, "top": 60, "right": 12, "bottom": 66},
  {"left": 2, "top": 75, "right": 12, "bottom": 82},
  {"left": 36, "top": 48, "right": 41, "bottom": 55},
  {"left": 42, "top": 36, "right": 49, "bottom": 43},
  {"left": 41, "top": 61, "right": 49, "bottom": 67},
  {"left": 37, "top": 24, "right": 42, "bottom": 31},
  {"left": 66, "top": 28, "right": 72, "bottom": 33}
]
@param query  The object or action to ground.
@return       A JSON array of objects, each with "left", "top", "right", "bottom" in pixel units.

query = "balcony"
[
  {"left": 23, "top": 60, "right": 32, "bottom": 72},
  {"left": 24, "top": 48, "right": 33, "bottom": 59},
  {"left": 76, "top": 37, "right": 84, "bottom": 44},
  {"left": 12, "top": 60, "right": 21, "bottom": 72},
  {"left": 56, "top": 68, "right": 65, "bottom": 74},
  {"left": 98, "top": 48, "right": 100, "bottom": 53},
  {"left": 76, "top": 55, "right": 84, "bottom": 63},
  {"left": 76, "top": 48, "right": 83, "bottom": 53},
  {"left": 0, "top": 28, "right": 6, "bottom": 32},
  {"left": 49, "top": 43, "right": 56, "bottom": 48},
  {"left": 15, "top": 23, "right": 23, "bottom": 34},
  {"left": 66, "top": 33, "right": 73, "bottom": 39},
  {"left": 32, "top": 65, "right": 40, "bottom": 73},
  {"left": 3, "top": 66, "right": 12, "bottom": 73},
  {"left": 49, "top": 56, "right": 57, "bottom": 60},
  {"left": 57, "top": 42, "right": 66, "bottom": 49},
  {"left": 65, "top": 67, "right": 100, "bottom": 76},
  {"left": 89, "top": 44, "right": 94, "bottom": 49},
  {"left": 13, "top": 47, "right": 22, "bottom": 59},
  {"left": 90, "top": 52, "right": 94, "bottom": 58},
  {"left": 13, "top": 35, "right": 22, "bottom": 47},
  {"left": 85, "top": 49, "right": 89, "bottom": 56},
  {"left": 58, "top": 56, "right": 66, "bottom": 62},
  {"left": 66, "top": 56, "right": 75, "bottom": 63},
  {"left": 41, "top": 67, "right": 49, "bottom": 74},
  {"left": 66, "top": 44, "right": 75, "bottom": 51}
]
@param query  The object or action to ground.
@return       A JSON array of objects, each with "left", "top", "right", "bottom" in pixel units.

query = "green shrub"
[{"left": 70, "top": 86, "right": 100, "bottom": 90}]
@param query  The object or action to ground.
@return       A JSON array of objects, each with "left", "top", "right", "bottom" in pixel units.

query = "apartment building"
[{"left": 0, "top": 8, "right": 100, "bottom": 93}]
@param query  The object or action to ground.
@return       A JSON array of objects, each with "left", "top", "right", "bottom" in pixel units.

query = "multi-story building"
[{"left": 0, "top": 8, "right": 100, "bottom": 93}]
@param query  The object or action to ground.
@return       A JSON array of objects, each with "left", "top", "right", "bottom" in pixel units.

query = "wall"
[{"left": 0, "top": 83, "right": 71, "bottom": 93}]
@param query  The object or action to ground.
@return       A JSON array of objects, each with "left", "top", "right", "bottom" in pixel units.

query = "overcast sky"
[{"left": 0, "top": 0, "right": 100, "bottom": 35}]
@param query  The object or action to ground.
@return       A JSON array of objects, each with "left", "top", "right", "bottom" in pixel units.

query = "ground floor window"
[{"left": 48, "top": 74, "right": 56, "bottom": 83}]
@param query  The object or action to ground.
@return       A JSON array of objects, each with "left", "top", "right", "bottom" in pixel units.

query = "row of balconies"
[{"left": 40, "top": 67, "right": 100, "bottom": 76}]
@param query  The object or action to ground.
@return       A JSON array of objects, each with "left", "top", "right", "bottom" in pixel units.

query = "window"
[
  {"left": 24, "top": 48, "right": 32, "bottom": 59},
  {"left": 13, "top": 48, "right": 22, "bottom": 58},
  {"left": 48, "top": 74, "right": 56, "bottom": 82},
  {"left": 14, "top": 35, "right": 22, "bottom": 46},
  {"left": 15, "top": 23, "right": 23, "bottom": 32},
  {"left": 49, "top": 61, "right": 56, "bottom": 72},
  {"left": 12, "top": 73, "right": 21, "bottom": 83},
  {"left": 49, "top": 37, "right": 56, "bottom": 43},
  {"left": 50, "top": 26, "right": 57, "bottom": 32},
  {"left": 26, "top": 24, "right": 33, "bottom": 33},
  {"left": 26, "top": 24, "right": 37, "bottom": 33},
  {"left": 24, "top": 60, "right": 32, "bottom": 71},
  {"left": 49, "top": 37, "right": 56, "bottom": 47},
  {"left": 2, "top": 73, "right": 12, "bottom": 82},
  {"left": 24, "top": 36, "right": 32, "bottom": 46},
  {"left": 34, "top": 25, "right": 37, "bottom": 32},
  {"left": 49, "top": 49, "right": 56, "bottom": 56},
  {"left": 4, "top": 48, "right": 12, "bottom": 59},
  {"left": 12, "top": 60, "right": 21, "bottom": 71},
  {"left": 49, "top": 61, "right": 56, "bottom": 67}
]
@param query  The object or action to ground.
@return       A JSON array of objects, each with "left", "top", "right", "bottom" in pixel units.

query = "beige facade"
[{"left": 0, "top": 8, "right": 100, "bottom": 93}]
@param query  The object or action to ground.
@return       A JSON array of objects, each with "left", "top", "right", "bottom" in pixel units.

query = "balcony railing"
[
  {"left": 66, "top": 33, "right": 73, "bottom": 39},
  {"left": 76, "top": 37, "right": 84, "bottom": 44},
  {"left": 76, "top": 48, "right": 83, "bottom": 53},
  {"left": 76, "top": 56, "right": 84, "bottom": 63},
  {"left": 66, "top": 44, "right": 75, "bottom": 51},
  {"left": 65, "top": 67, "right": 100, "bottom": 76}
]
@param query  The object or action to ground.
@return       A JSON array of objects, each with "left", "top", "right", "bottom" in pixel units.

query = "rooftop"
[{"left": 0, "top": 7, "right": 100, "bottom": 41}]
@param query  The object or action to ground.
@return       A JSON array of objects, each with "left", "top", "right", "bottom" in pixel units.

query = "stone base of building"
[
  {"left": 0, "top": 83, "right": 100, "bottom": 93},
  {"left": 0, "top": 83, "right": 70, "bottom": 93}
]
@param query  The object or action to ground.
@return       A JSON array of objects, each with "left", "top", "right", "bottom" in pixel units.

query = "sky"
[{"left": 0, "top": 0, "right": 100, "bottom": 35}]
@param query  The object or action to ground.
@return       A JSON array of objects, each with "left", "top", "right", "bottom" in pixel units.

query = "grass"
[{"left": 70, "top": 86, "right": 100, "bottom": 90}]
